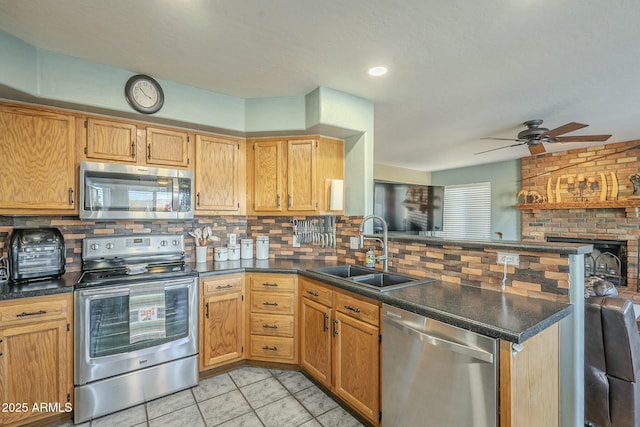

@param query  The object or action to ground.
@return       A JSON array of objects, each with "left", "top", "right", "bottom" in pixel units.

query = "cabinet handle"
[
  {"left": 323, "top": 313, "right": 329, "bottom": 332},
  {"left": 131, "top": 141, "right": 136, "bottom": 158},
  {"left": 333, "top": 319, "right": 339, "bottom": 337},
  {"left": 205, "top": 302, "right": 210, "bottom": 319},
  {"left": 196, "top": 192, "right": 201, "bottom": 207},
  {"left": 344, "top": 305, "right": 361, "bottom": 314},
  {"left": 306, "top": 290, "right": 319, "bottom": 297},
  {"left": 263, "top": 301, "right": 279, "bottom": 306},
  {"left": 262, "top": 324, "right": 278, "bottom": 329},
  {"left": 276, "top": 194, "right": 281, "bottom": 208},
  {"left": 262, "top": 282, "right": 279, "bottom": 287},
  {"left": 262, "top": 345, "right": 278, "bottom": 351},
  {"left": 147, "top": 144, "right": 152, "bottom": 160},
  {"left": 288, "top": 194, "right": 292, "bottom": 208},
  {"left": 68, "top": 188, "right": 74, "bottom": 205},
  {"left": 216, "top": 284, "right": 233, "bottom": 289},
  {"left": 16, "top": 310, "right": 47, "bottom": 318},
  {"left": 0, "top": 352, "right": 2, "bottom": 357}
]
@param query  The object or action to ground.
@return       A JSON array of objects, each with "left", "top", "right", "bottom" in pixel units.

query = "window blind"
[{"left": 441, "top": 182, "right": 491, "bottom": 240}]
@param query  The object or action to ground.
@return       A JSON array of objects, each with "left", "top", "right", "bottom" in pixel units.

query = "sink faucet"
[{"left": 359, "top": 214, "right": 388, "bottom": 271}]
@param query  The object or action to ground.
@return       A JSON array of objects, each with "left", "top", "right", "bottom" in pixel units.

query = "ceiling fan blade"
[
  {"left": 554, "top": 134, "right": 612, "bottom": 143},
  {"left": 480, "top": 137, "right": 522, "bottom": 142},
  {"left": 545, "top": 122, "right": 588, "bottom": 138},
  {"left": 475, "top": 142, "right": 527, "bottom": 155},
  {"left": 528, "top": 143, "right": 546, "bottom": 155}
]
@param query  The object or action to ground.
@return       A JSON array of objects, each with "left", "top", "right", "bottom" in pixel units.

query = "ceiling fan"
[{"left": 476, "top": 119, "right": 612, "bottom": 155}]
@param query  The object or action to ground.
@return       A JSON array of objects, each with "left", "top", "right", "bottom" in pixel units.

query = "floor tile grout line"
[{"left": 190, "top": 387, "right": 208, "bottom": 427}]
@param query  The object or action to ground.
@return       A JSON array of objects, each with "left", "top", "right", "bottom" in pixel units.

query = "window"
[{"left": 440, "top": 182, "right": 491, "bottom": 240}]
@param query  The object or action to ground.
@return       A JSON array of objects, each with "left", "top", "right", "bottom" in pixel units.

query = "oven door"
[{"left": 74, "top": 277, "right": 197, "bottom": 385}]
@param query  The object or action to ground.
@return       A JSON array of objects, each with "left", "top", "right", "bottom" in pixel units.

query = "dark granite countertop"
[
  {"left": 0, "top": 271, "right": 80, "bottom": 301},
  {"left": 0, "top": 258, "right": 572, "bottom": 344},
  {"left": 196, "top": 259, "right": 572, "bottom": 344}
]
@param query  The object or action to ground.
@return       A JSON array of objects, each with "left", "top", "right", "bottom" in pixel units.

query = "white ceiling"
[{"left": 0, "top": 0, "right": 639, "bottom": 172}]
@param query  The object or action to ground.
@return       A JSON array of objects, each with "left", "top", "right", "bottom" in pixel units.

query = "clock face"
[{"left": 125, "top": 75, "right": 164, "bottom": 114}]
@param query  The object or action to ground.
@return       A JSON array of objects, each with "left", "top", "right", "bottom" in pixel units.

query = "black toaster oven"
[{"left": 8, "top": 227, "right": 66, "bottom": 282}]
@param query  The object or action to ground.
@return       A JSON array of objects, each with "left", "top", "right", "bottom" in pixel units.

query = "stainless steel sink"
[
  {"left": 311, "top": 265, "right": 374, "bottom": 278},
  {"left": 310, "top": 265, "right": 426, "bottom": 291},
  {"left": 351, "top": 273, "right": 412, "bottom": 287}
]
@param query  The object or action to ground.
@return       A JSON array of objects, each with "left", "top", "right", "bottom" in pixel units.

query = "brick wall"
[
  {"left": 1, "top": 214, "right": 571, "bottom": 300},
  {"left": 520, "top": 140, "right": 640, "bottom": 291}
]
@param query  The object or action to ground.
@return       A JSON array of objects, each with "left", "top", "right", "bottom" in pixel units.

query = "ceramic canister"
[
  {"left": 227, "top": 244, "right": 240, "bottom": 261},
  {"left": 241, "top": 239, "right": 253, "bottom": 259},
  {"left": 214, "top": 247, "right": 228, "bottom": 262},
  {"left": 256, "top": 236, "right": 269, "bottom": 260}
]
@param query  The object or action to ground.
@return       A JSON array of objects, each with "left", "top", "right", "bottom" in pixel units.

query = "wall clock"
[{"left": 124, "top": 74, "right": 164, "bottom": 114}]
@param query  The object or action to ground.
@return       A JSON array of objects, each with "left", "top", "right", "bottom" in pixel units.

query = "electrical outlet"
[
  {"left": 497, "top": 252, "right": 519, "bottom": 266},
  {"left": 350, "top": 237, "right": 359, "bottom": 250},
  {"left": 229, "top": 233, "right": 237, "bottom": 245},
  {"left": 292, "top": 235, "right": 301, "bottom": 248}
]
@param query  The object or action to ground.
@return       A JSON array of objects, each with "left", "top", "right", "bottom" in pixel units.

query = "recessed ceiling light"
[{"left": 368, "top": 66, "right": 388, "bottom": 77}]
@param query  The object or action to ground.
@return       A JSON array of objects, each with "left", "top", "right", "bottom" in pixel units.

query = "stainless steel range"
[{"left": 74, "top": 234, "right": 198, "bottom": 423}]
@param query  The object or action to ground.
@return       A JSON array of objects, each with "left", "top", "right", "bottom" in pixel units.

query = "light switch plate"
[
  {"left": 350, "top": 236, "right": 359, "bottom": 250},
  {"left": 292, "top": 235, "right": 301, "bottom": 248},
  {"left": 229, "top": 233, "right": 237, "bottom": 245}
]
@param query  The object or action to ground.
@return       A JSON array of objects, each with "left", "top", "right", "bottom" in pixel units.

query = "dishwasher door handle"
[{"left": 384, "top": 316, "right": 494, "bottom": 364}]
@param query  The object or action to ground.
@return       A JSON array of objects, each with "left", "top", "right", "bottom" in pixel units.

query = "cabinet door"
[
  {"left": 287, "top": 139, "right": 317, "bottom": 211},
  {"left": 195, "top": 135, "right": 240, "bottom": 211},
  {"left": 146, "top": 127, "right": 189, "bottom": 167},
  {"left": 0, "top": 319, "right": 70, "bottom": 426},
  {"left": 252, "top": 140, "right": 283, "bottom": 212},
  {"left": 86, "top": 118, "right": 137, "bottom": 162},
  {"left": 201, "top": 292, "right": 244, "bottom": 369},
  {"left": 333, "top": 311, "right": 380, "bottom": 424},
  {"left": 0, "top": 105, "right": 75, "bottom": 210},
  {"left": 300, "top": 298, "right": 332, "bottom": 388}
]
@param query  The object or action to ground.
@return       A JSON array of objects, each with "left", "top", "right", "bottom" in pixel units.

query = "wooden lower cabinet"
[
  {"left": 0, "top": 293, "right": 73, "bottom": 427},
  {"left": 499, "top": 322, "right": 559, "bottom": 427},
  {"left": 299, "top": 277, "right": 381, "bottom": 425},
  {"left": 247, "top": 273, "right": 297, "bottom": 364},
  {"left": 199, "top": 274, "right": 245, "bottom": 371}
]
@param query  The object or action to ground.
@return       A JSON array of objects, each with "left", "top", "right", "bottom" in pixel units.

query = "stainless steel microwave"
[{"left": 79, "top": 161, "right": 194, "bottom": 221}]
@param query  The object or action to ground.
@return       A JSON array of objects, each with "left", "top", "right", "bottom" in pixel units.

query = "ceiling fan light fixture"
[{"left": 368, "top": 66, "right": 388, "bottom": 77}]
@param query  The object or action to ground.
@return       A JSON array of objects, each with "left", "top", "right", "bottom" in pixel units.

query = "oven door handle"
[{"left": 77, "top": 278, "right": 196, "bottom": 297}]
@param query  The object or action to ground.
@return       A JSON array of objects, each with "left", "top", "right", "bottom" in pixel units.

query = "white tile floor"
[{"left": 55, "top": 366, "right": 365, "bottom": 427}]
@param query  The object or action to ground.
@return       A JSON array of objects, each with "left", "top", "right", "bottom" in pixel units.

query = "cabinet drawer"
[
  {"left": 0, "top": 296, "right": 69, "bottom": 325},
  {"left": 335, "top": 292, "right": 380, "bottom": 326},
  {"left": 301, "top": 279, "right": 332, "bottom": 307},
  {"left": 250, "top": 336, "right": 295, "bottom": 361},
  {"left": 249, "top": 273, "right": 296, "bottom": 292},
  {"left": 250, "top": 313, "right": 294, "bottom": 337},
  {"left": 250, "top": 292, "right": 295, "bottom": 314},
  {"left": 202, "top": 274, "right": 243, "bottom": 295}
]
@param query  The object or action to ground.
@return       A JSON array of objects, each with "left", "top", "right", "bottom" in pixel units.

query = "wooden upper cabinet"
[
  {"left": 0, "top": 104, "right": 76, "bottom": 211},
  {"left": 195, "top": 134, "right": 244, "bottom": 213},
  {"left": 287, "top": 139, "right": 317, "bottom": 211},
  {"left": 86, "top": 118, "right": 137, "bottom": 162},
  {"left": 247, "top": 136, "right": 344, "bottom": 215},
  {"left": 85, "top": 118, "right": 190, "bottom": 168},
  {"left": 146, "top": 127, "right": 189, "bottom": 167},
  {"left": 252, "top": 140, "right": 284, "bottom": 213}
]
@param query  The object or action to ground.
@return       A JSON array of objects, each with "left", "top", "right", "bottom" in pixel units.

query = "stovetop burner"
[{"left": 77, "top": 233, "right": 195, "bottom": 288}]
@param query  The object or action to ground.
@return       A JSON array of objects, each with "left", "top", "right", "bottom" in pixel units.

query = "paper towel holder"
[{"left": 329, "top": 179, "right": 344, "bottom": 211}]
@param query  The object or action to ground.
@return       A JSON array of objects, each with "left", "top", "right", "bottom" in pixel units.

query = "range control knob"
[
  {"left": 172, "top": 239, "right": 180, "bottom": 246},
  {"left": 90, "top": 243, "right": 100, "bottom": 250},
  {"left": 160, "top": 240, "right": 168, "bottom": 247},
  {"left": 105, "top": 243, "right": 115, "bottom": 250}
]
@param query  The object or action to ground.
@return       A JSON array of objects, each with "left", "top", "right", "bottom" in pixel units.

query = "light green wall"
[
  {"left": 374, "top": 164, "right": 431, "bottom": 185},
  {"left": 431, "top": 159, "right": 521, "bottom": 241},
  {"left": 0, "top": 30, "right": 374, "bottom": 215}
]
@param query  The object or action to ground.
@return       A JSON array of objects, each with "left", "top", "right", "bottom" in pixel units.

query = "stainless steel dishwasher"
[{"left": 382, "top": 304, "right": 498, "bottom": 427}]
